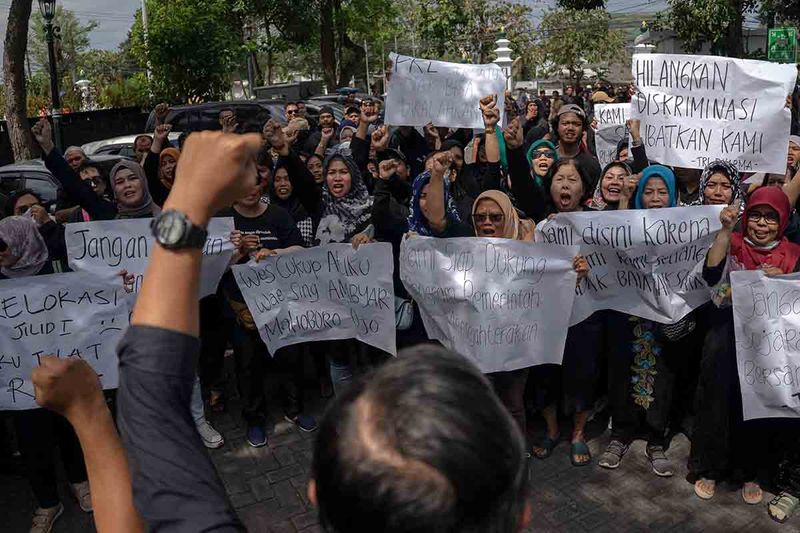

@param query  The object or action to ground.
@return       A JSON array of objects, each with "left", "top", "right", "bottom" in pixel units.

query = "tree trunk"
[
  {"left": 319, "top": 0, "right": 337, "bottom": 91},
  {"left": 3, "top": 0, "right": 34, "bottom": 161},
  {"left": 725, "top": 0, "right": 744, "bottom": 58},
  {"left": 337, "top": 34, "right": 366, "bottom": 88}
]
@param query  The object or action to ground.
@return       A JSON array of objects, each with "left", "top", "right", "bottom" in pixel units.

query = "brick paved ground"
[{"left": 2, "top": 394, "right": 800, "bottom": 533}]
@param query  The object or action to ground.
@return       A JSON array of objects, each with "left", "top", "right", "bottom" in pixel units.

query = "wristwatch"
[{"left": 150, "top": 209, "right": 208, "bottom": 250}]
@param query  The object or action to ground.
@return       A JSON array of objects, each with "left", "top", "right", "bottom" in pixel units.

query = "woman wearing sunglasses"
[{"left": 690, "top": 186, "right": 800, "bottom": 519}]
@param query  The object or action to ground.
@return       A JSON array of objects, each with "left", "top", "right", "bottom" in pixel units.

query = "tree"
[
  {"left": 3, "top": 0, "right": 35, "bottom": 161},
  {"left": 759, "top": 0, "right": 800, "bottom": 26},
  {"left": 557, "top": 0, "right": 606, "bottom": 9},
  {"left": 129, "top": 0, "right": 241, "bottom": 103},
  {"left": 402, "top": 0, "right": 536, "bottom": 64},
  {"left": 534, "top": 8, "right": 626, "bottom": 88},
  {"left": 654, "top": 0, "right": 756, "bottom": 57},
  {"left": 28, "top": 7, "right": 97, "bottom": 85}
]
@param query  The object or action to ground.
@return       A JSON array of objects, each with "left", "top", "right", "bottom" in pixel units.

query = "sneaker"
[
  {"left": 598, "top": 440, "right": 629, "bottom": 469},
  {"left": 196, "top": 420, "right": 225, "bottom": 449},
  {"left": 29, "top": 503, "right": 63, "bottom": 533},
  {"left": 284, "top": 413, "right": 318, "bottom": 433},
  {"left": 70, "top": 481, "right": 93, "bottom": 512},
  {"left": 645, "top": 445, "right": 674, "bottom": 477},
  {"left": 246, "top": 425, "right": 268, "bottom": 448}
]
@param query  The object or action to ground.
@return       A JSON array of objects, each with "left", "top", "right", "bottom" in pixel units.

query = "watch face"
[{"left": 156, "top": 211, "right": 186, "bottom": 246}]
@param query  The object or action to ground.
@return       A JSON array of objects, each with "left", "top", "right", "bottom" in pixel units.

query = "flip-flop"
[
  {"left": 769, "top": 492, "right": 800, "bottom": 524},
  {"left": 694, "top": 479, "right": 716, "bottom": 500},
  {"left": 570, "top": 440, "right": 592, "bottom": 467},
  {"left": 742, "top": 482, "right": 763, "bottom": 505},
  {"left": 532, "top": 435, "right": 561, "bottom": 460}
]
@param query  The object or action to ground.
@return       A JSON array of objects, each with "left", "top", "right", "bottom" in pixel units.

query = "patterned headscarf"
[
  {"left": 0, "top": 216, "right": 49, "bottom": 278},
  {"left": 316, "top": 149, "right": 372, "bottom": 244},
  {"left": 408, "top": 170, "right": 462, "bottom": 236},
  {"left": 588, "top": 161, "right": 632, "bottom": 211},
  {"left": 695, "top": 159, "right": 742, "bottom": 207},
  {"left": 109, "top": 160, "right": 158, "bottom": 219}
]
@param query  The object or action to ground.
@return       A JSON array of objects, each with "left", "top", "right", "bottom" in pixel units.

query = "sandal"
[
  {"left": 532, "top": 434, "right": 560, "bottom": 460},
  {"left": 694, "top": 479, "right": 716, "bottom": 500},
  {"left": 769, "top": 492, "right": 800, "bottom": 524},
  {"left": 742, "top": 482, "right": 763, "bottom": 505},
  {"left": 570, "top": 440, "right": 592, "bottom": 467}
]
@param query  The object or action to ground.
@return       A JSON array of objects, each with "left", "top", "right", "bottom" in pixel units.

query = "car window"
[
  {"left": 0, "top": 176, "right": 22, "bottom": 198},
  {"left": 24, "top": 176, "right": 59, "bottom": 204}
]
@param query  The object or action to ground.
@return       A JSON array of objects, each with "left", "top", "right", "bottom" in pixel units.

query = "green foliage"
[
  {"left": 129, "top": 0, "right": 241, "bottom": 103},
  {"left": 759, "top": 0, "right": 800, "bottom": 25},
  {"left": 533, "top": 8, "right": 627, "bottom": 85},
  {"left": 557, "top": 0, "right": 606, "bottom": 9},
  {"left": 402, "top": 0, "right": 536, "bottom": 64},
  {"left": 28, "top": 6, "right": 98, "bottom": 83},
  {"left": 653, "top": 0, "right": 757, "bottom": 56}
]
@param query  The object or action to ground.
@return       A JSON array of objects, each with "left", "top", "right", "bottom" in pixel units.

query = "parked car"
[
  {"left": 144, "top": 101, "right": 286, "bottom": 133},
  {"left": 0, "top": 154, "right": 133, "bottom": 216},
  {"left": 82, "top": 132, "right": 182, "bottom": 158}
]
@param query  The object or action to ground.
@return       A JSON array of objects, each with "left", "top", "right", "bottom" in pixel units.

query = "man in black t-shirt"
[{"left": 217, "top": 178, "right": 316, "bottom": 447}]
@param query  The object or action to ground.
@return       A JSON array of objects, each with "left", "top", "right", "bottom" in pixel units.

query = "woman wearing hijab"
[
  {"left": 690, "top": 187, "right": 800, "bottom": 509},
  {"left": 470, "top": 190, "right": 537, "bottom": 437},
  {"left": 601, "top": 166, "right": 688, "bottom": 477},
  {"left": 142, "top": 123, "right": 176, "bottom": 207},
  {"left": 159, "top": 147, "right": 180, "bottom": 190},
  {"left": 33, "top": 119, "right": 159, "bottom": 222},
  {"left": 108, "top": 160, "right": 160, "bottom": 219},
  {"left": 315, "top": 150, "right": 373, "bottom": 245},
  {"left": 374, "top": 154, "right": 472, "bottom": 350},
  {"left": 270, "top": 160, "right": 316, "bottom": 247},
  {"left": 586, "top": 161, "right": 632, "bottom": 210},
  {"left": 0, "top": 217, "right": 93, "bottom": 531},
  {"left": 504, "top": 119, "right": 551, "bottom": 222},
  {"left": 471, "top": 185, "right": 591, "bottom": 456}
]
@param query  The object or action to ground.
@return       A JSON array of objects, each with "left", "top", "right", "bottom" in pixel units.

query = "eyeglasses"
[
  {"left": 286, "top": 109, "right": 298, "bottom": 115},
  {"left": 472, "top": 213, "right": 505, "bottom": 223},
  {"left": 749, "top": 211, "right": 780, "bottom": 225},
  {"left": 533, "top": 150, "right": 556, "bottom": 160}
]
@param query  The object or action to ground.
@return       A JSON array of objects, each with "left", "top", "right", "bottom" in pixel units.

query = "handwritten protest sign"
[
  {"left": 536, "top": 206, "right": 723, "bottom": 325},
  {"left": 400, "top": 237, "right": 578, "bottom": 373},
  {"left": 233, "top": 243, "right": 396, "bottom": 355},
  {"left": 594, "top": 103, "right": 630, "bottom": 168},
  {"left": 385, "top": 53, "right": 507, "bottom": 129},
  {"left": 732, "top": 270, "right": 800, "bottom": 420},
  {"left": 0, "top": 272, "right": 128, "bottom": 410},
  {"left": 632, "top": 54, "right": 796, "bottom": 173},
  {"left": 66, "top": 217, "right": 234, "bottom": 298}
]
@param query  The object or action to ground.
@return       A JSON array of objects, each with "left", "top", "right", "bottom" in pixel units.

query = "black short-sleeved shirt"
[
  {"left": 117, "top": 326, "right": 244, "bottom": 532},
  {"left": 218, "top": 204, "right": 303, "bottom": 255}
]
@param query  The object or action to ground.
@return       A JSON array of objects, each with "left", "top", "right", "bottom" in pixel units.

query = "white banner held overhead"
[
  {"left": 594, "top": 103, "right": 630, "bottom": 168},
  {"left": 400, "top": 237, "right": 578, "bottom": 373},
  {"left": 632, "top": 53, "right": 796, "bottom": 173},
  {"left": 732, "top": 270, "right": 800, "bottom": 420},
  {"left": 385, "top": 53, "right": 507, "bottom": 129},
  {"left": 536, "top": 206, "right": 723, "bottom": 325},
  {"left": 0, "top": 272, "right": 128, "bottom": 410},
  {"left": 233, "top": 243, "right": 396, "bottom": 355},
  {"left": 66, "top": 217, "right": 235, "bottom": 298}
]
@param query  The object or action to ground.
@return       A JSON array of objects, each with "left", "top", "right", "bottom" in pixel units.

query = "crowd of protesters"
[{"left": 0, "top": 74, "right": 799, "bottom": 532}]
